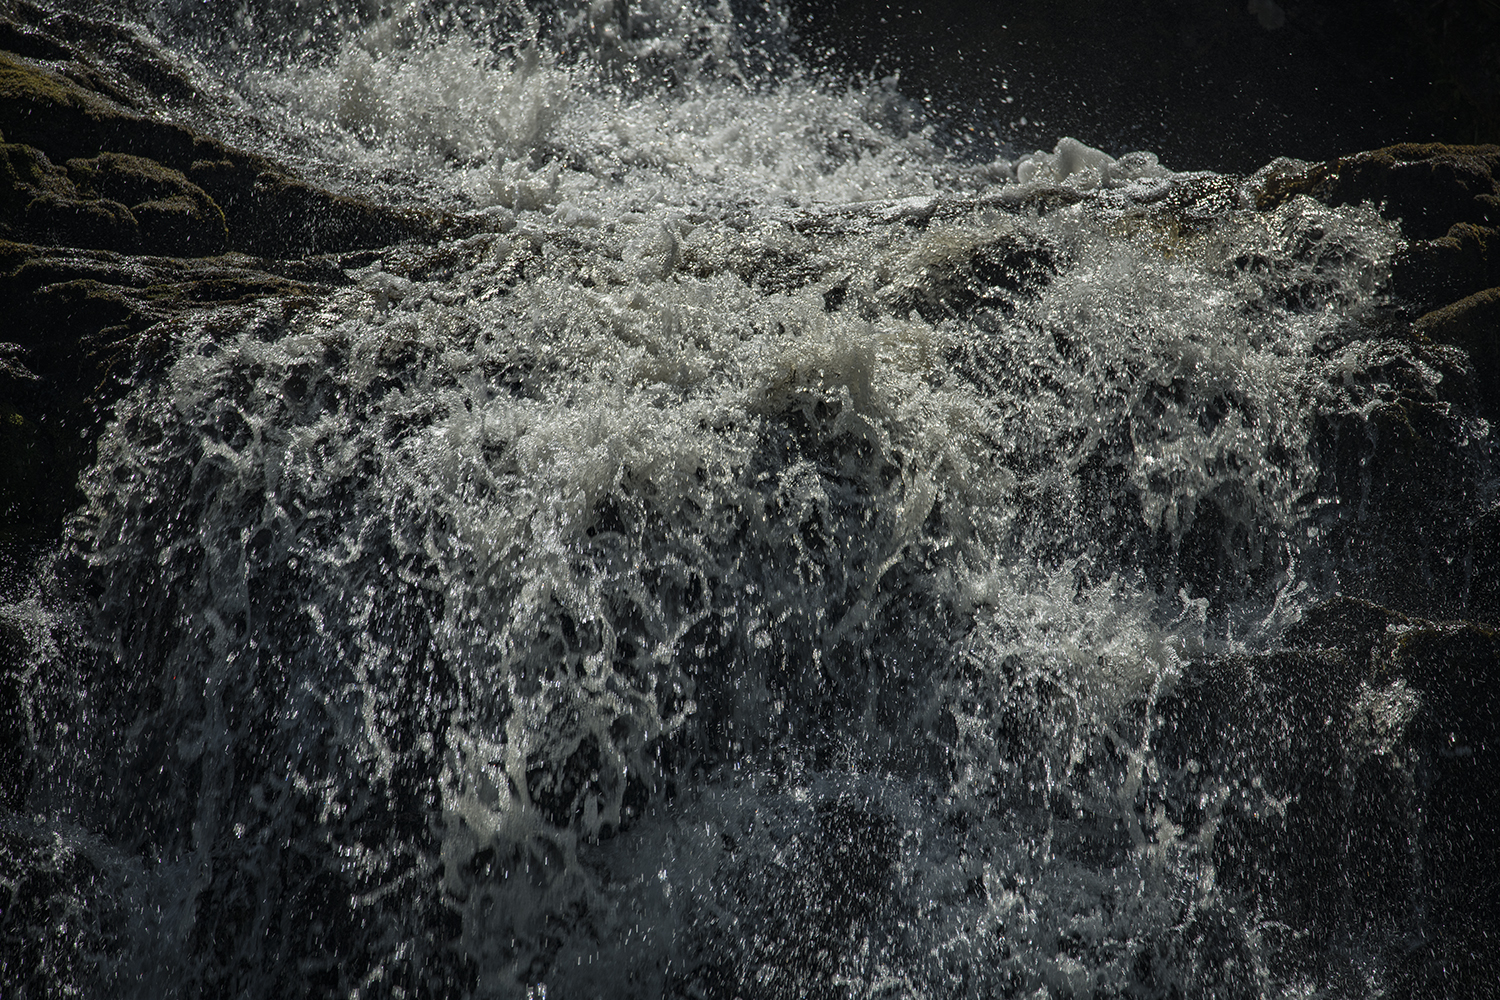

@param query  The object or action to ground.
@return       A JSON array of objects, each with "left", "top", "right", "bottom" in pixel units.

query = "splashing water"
[{"left": 7, "top": 2, "right": 1468, "bottom": 998}]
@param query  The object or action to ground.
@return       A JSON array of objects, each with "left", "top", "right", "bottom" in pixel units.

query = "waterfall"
[{"left": 2, "top": 2, "right": 1495, "bottom": 997}]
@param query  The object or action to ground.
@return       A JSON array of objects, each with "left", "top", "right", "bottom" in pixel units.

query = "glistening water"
[{"left": 3, "top": 2, "right": 1485, "bottom": 997}]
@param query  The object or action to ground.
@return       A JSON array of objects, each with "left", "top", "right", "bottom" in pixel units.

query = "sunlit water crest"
[{"left": 5, "top": 2, "right": 1453, "bottom": 997}]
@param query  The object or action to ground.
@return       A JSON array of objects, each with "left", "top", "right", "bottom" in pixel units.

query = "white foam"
[{"left": 18, "top": 3, "right": 1418, "bottom": 996}]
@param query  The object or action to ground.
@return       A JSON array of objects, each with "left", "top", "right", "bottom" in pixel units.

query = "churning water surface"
[{"left": 4, "top": 2, "right": 1466, "bottom": 997}]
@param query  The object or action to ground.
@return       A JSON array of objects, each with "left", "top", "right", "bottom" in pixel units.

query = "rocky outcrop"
[
  {"left": 1259, "top": 146, "right": 1500, "bottom": 633},
  {"left": 1260, "top": 146, "right": 1500, "bottom": 398},
  {"left": 1394, "top": 219, "right": 1500, "bottom": 308},
  {"left": 0, "top": 49, "right": 441, "bottom": 257},
  {"left": 1415, "top": 284, "right": 1500, "bottom": 367},
  {"left": 1261, "top": 143, "right": 1500, "bottom": 240},
  {"left": 0, "top": 2, "right": 481, "bottom": 549},
  {"left": 2, "top": 142, "right": 227, "bottom": 254},
  {"left": 0, "top": 239, "right": 352, "bottom": 546}
]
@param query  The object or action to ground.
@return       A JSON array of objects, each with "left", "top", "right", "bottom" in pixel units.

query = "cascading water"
[{"left": 2, "top": 2, "right": 1491, "bottom": 997}]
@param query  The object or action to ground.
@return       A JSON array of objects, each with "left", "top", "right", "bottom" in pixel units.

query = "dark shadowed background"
[{"left": 781, "top": 0, "right": 1500, "bottom": 172}]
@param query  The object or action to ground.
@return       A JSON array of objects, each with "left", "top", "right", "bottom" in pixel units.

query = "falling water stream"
[{"left": 3, "top": 2, "right": 1488, "bottom": 997}]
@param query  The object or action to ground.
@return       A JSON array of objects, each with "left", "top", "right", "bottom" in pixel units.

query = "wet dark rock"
[
  {"left": 1392, "top": 221, "right": 1500, "bottom": 308},
  {"left": 893, "top": 229, "right": 1061, "bottom": 321},
  {"left": 66, "top": 151, "right": 227, "bottom": 254},
  {"left": 1282, "top": 595, "right": 1415, "bottom": 663},
  {"left": 1157, "top": 597, "right": 1500, "bottom": 996},
  {"left": 1290, "top": 322, "right": 1499, "bottom": 620},
  {"left": 3, "top": 141, "right": 227, "bottom": 254},
  {"left": 1414, "top": 285, "right": 1500, "bottom": 406},
  {"left": 1265, "top": 143, "right": 1500, "bottom": 241},
  {"left": 0, "top": 49, "right": 441, "bottom": 256},
  {"left": 0, "top": 15, "right": 70, "bottom": 62},
  {"left": 1, "top": 0, "right": 206, "bottom": 107},
  {"left": 0, "top": 240, "right": 339, "bottom": 543},
  {"left": 0, "top": 613, "right": 31, "bottom": 810}
]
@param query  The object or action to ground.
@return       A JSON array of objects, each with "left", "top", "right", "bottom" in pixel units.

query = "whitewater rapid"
[{"left": 6, "top": 2, "right": 1469, "bottom": 997}]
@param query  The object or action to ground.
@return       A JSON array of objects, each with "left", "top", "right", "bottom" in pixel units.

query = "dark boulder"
[
  {"left": 1414, "top": 283, "right": 1500, "bottom": 365},
  {"left": 3, "top": 142, "right": 228, "bottom": 254},
  {"left": 1414, "top": 284, "right": 1500, "bottom": 421},
  {"left": 892, "top": 229, "right": 1062, "bottom": 322},
  {"left": 0, "top": 240, "right": 340, "bottom": 544},
  {"left": 0, "top": 14, "right": 70, "bottom": 62},
  {"left": 1156, "top": 597, "right": 1500, "bottom": 995},
  {"left": 64, "top": 151, "right": 226, "bottom": 255},
  {"left": 1264, "top": 143, "right": 1500, "bottom": 241},
  {"left": 1306, "top": 335, "right": 1495, "bottom": 618},
  {"left": 0, "top": 50, "right": 440, "bottom": 257},
  {"left": 1393, "top": 220, "right": 1500, "bottom": 309}
]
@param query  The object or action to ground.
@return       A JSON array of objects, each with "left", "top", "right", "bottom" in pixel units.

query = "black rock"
[{"left": 1157, "top": 597, "right": 1500, "bottom": 994}]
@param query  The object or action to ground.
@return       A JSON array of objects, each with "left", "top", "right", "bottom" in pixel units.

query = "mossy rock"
[
  {"left": 22, "top": 192, "right": 139, "bottom": 251},
  {"left": 1415, "top": 283, "right": 1500, "bottom": 344},
  {"left": 0, "top": 52, "right": 440, "bottom": 256},
  {"left": 0, "top": 238, "right": 343, "bottom": 551},
  {"left": 3, "top": 141, "right": 231, "bottom": 254},
  {"left": 1264, "top": 143, "right": 1500, "bottom": 241},
  {"left": 0, "top": 142, "right": 71, "bottom": 211},
  {"left": 65, "top": 152, "right": 226, "bottom": 255},
  {"left": 184, "top": 157, "right": 441, "bottom": 257},
  {"left": 1414, "top": 285, "right": 1500, "bottom": 416},
  {"left": 0, "top": 51, "right": 202, "bottom": 166}
]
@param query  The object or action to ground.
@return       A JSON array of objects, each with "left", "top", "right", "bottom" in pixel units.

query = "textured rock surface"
[
  {"left": 0, "top": 240, "right": 343, "bottom": 546},
  {"left": 1393, "top": 220, "right": 1500, "bottom": 307},
  {"left": 0, "top": 45, "right": 440, "bottom": 256},
  {"left": 1261, "top": 144, "right": 1500, "bottom": 445},
  {"left": 2, "top": 142, "right": 227, "bottom": 253},
  {"left": 1158, "top": 596, "right": 1499, "bottom": 997},
  {"left": 1263, "top": 143, "right": 1500, "bottom": 240},
  {"left": 0, "top": 3, "right": 472, "bottom": 551},
  {"left": 1415, "top": 285, "right": 1500, "bottom": 411}
]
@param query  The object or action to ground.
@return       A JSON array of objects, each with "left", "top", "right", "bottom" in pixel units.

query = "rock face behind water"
[
  {"left": 0, "top": 0, "right": 458, "bottom": 551},
  {"left": 1157, "top": 598, "right": 1499, "bottom": 996},
  {"left": 3, "top": 4, "right": 1500, "bottom": 997},
  {"left": 1261, "top": 144, "right": 1500, "bottom": 420},
  {"left": 0, "top": 45, "right": 439, "bottom": 255}
]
